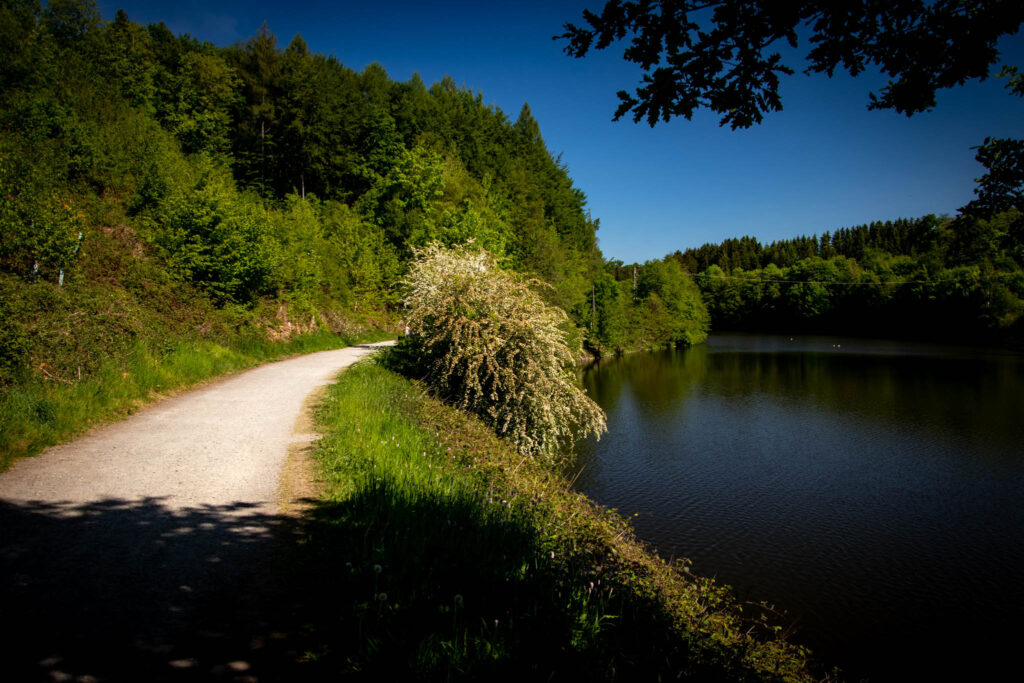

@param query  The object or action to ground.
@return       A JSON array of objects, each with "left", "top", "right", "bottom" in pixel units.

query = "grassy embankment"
[
  {"left": 0, "top": 215, "right": 394, "bottom": 469},
  {"left": 303, "top": 358, "right": 818, "bottom": 680},
  {"left": 0, "top": 315, "right": 391, "bottom": 470},
  {"left": 0, "top": 324, "right": 391, "bottom": 471}
]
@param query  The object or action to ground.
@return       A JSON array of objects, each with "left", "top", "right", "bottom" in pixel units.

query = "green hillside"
[{"left": 0, "top": 2, "right": 715, "bottom": 463}]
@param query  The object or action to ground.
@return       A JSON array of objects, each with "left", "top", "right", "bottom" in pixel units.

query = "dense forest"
[
  {"left": 666, "top": 211, "right": 1024, "bottom": 344},
  {"left": 0, "top": 0, "right": 710, "bottom": 398},
  {"left": 2, "top": 0, "right": 1020, "bottom": 403}
]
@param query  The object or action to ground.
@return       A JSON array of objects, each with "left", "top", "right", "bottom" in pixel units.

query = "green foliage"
[
  {"left": 585, "top": 258, "right": 709, "bottom": 354},
  {"left": 160, "top": 51, "right": 240, "bottom": 156},
  {"left": 42, "top": 0, "right": 101, "bottom": 49},
  {"left": 636, "top": 258, "right": 709, "bottom": 346},
  {"left": 98, "top": 9, "right": 157, "bottom": 114},
  {"left": 318, "top": 199, "right": 399, "bottom": 303},
  {"left": 0, "top": 151, "right": 84, "bottom": 283},
  {"left": 50, "top": 8, "right": 605, "bottom": 326},
  {"left": 673, "top": 216, "right": 949, "bottom": 273},
  {"left": 586, "top": 269, "right": 627, "bottom": 349},
  {"left": 269, "top": 193, "right": 322, "bottom": 304},
  {"left": 357, "top": 142, "right": 444, "bottom": 253},
  {"left": 399, "top": 242, "right": 606, "bottom": 461},
  {"left": 0, "top": 0, "right": 41, "bottom": 91},
  {"left": 144, "top": 157, "right": 280, "bottom": 304},
  {"left": 691, "top": 215, "right": 1024, "bottom": 342}
]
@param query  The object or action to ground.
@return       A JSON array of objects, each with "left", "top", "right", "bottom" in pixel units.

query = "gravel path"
[{"left": 0, "top": 342, "right": 392, "bottom": 681}]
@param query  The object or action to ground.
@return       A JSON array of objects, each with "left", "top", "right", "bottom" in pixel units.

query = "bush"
[
  {"left": 0, "top": 150, "right": 84, "bottom": 283},
  {"left": 400, "top": 242, "right": 605, "bottom": 461},
  {"left": 145, "top": 158, "right": 280, "bottom": 305}
]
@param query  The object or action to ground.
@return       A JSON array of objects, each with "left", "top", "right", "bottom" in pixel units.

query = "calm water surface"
[{"left": 573, "top": 333, "right": 1024, "bottom": 681}]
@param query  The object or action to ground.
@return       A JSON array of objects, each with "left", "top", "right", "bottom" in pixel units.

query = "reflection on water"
[{"left": 573, "top": 333, "right": 1024, "bottom": 681}]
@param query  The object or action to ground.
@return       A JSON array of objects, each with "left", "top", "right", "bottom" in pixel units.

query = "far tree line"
[{"left": 652, "top": 211, "right": 1023, "bottom": 343}]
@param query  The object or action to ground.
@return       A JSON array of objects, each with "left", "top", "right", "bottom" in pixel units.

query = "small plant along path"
[{"left": 0, "top": 342, "right": 393, "bottom": 682}]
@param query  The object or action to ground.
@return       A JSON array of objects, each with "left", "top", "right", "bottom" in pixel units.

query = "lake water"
[{"left": 572, "top": 333, "right": 1024, "bottom": 681}]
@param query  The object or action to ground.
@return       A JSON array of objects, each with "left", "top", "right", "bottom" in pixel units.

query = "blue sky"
[{"left": 96, "top": 0, "right": 1024, "bottom": 264}]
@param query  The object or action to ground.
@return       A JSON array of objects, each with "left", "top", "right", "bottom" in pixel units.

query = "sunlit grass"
[
  {"left": 306, "top": 359, "right": 817, "bottom": 680},
  {"left": 0, "top": 328, "right": 392, "bottom": 470}
]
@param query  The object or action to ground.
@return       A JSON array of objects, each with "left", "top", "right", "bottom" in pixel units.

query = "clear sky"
[{"left": 96, "top": 0, "right": 1024, "bottom": 264}]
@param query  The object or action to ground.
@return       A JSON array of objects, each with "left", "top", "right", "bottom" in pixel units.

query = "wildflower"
[
  {"left": 377, "top": 592, "right": 387, "bottom": 602},
  {"left": 373, "top": 564, "right": 382, "bottom": 574},
  {"left": 454, "top": 594, "right": 464, "bottom": 608}
]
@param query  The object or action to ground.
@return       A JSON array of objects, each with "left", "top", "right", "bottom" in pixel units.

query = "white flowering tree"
[{"left": 402, "top": 242, "right": 606, "bottom": 461}]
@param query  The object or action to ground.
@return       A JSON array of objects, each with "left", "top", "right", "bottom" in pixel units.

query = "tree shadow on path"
[{"left": 0, "top": 496, "right": 341, "bottom": 682}]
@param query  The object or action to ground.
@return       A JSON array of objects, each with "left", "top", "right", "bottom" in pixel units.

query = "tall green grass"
[
  {"left": 304, "top": 360, "right": 818, "bottom": 680},
  {"left": 0, "top": 327, "right": 392, "bottom": 469}
]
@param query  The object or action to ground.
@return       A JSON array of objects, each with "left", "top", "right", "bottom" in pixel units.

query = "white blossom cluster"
[{"left": 404, "top": 242, "right": 606, "bottom": 461}]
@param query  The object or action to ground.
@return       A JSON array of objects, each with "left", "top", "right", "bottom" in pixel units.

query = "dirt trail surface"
[{"left": 0, "top": 342, "right": 393, "bottom": 681}]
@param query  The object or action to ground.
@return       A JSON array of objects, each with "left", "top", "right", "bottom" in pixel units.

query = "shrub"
[
  {"left": 0, "top": 151, "right": 84, "bottom": 283},
  {"left": 400, "top": 242, "right": 605, "bottom": 461},
  {"left": 145, "top": 158, "right": 280, "bottom": 305}
]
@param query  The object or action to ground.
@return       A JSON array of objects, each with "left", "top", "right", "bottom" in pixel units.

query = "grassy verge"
[
  {"left": 0, "top": 322, "right": 393, "bottom": 470},
  {"left": 302, "top": 359, "right": 818, "bottom": 680},
  {"left": 0, "top": 209, "right": 398, "bottom": 469}
]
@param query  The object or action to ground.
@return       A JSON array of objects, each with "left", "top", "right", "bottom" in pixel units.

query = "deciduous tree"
[{"left": 558, "top": 1, "right": 1024, "bottom": 128}]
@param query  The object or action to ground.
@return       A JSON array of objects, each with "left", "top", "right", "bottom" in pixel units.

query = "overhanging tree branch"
[{"left": 557, "top": 0, "right": 1024, "bottom": 128}]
